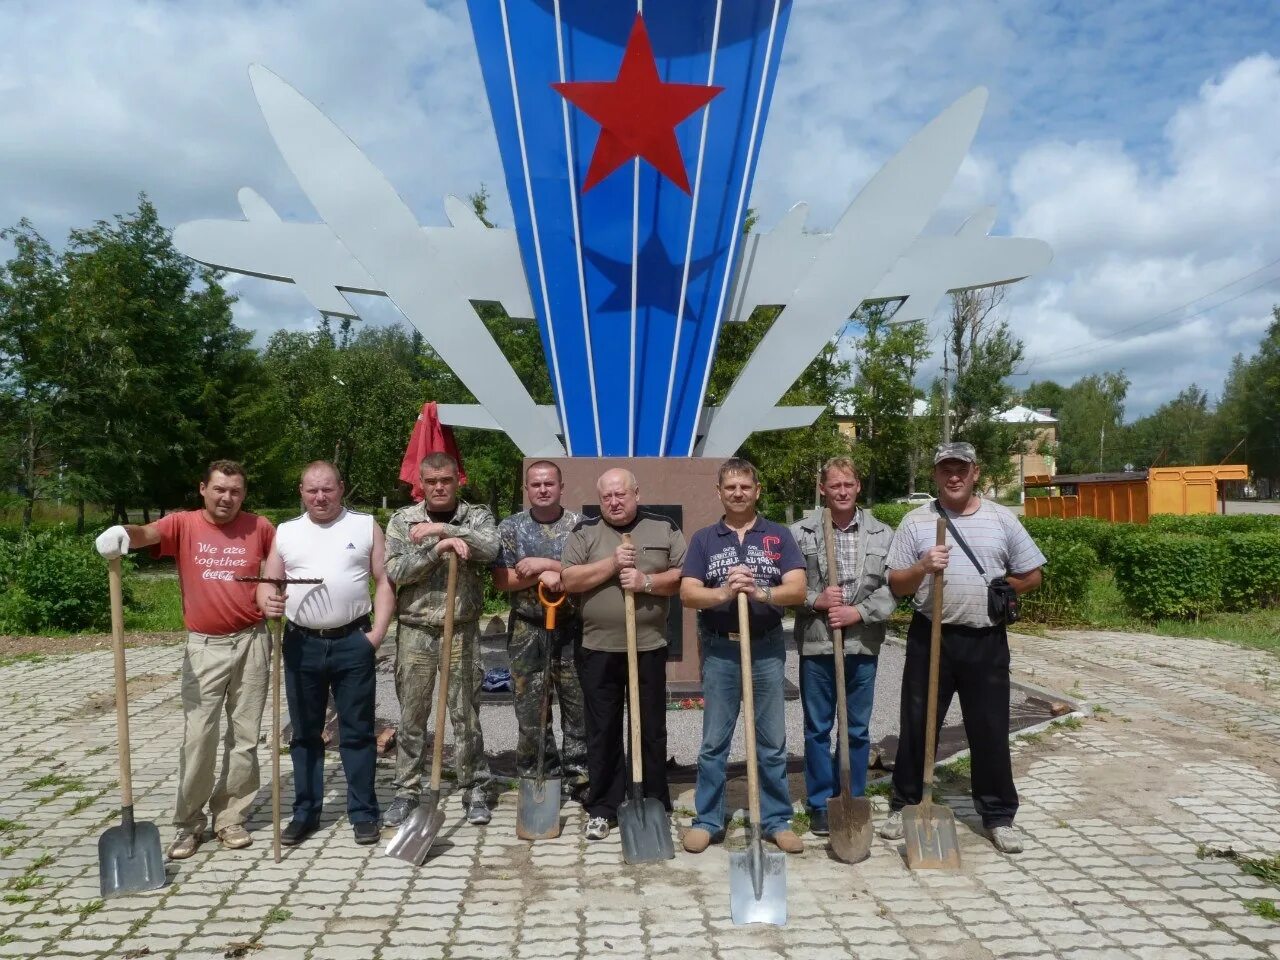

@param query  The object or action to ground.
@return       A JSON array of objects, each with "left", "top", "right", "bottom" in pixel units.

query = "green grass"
[
  {"left": 0, "top": 653, "right": 46, "bottom": 669},
  {"left": 1245, "top": 898, "right": 1280, "bottom": 922},
  {"left": 68, "top": 795, "right": 96, "bottom": 815},
  {"left": 1073, "top": 571, "right": 1280, "bottom": 655},
  {"left": 1052, "top": 715, "right": 1084, "bottom": 731},
  {"left": 0, "top": 819, "right": 24, "bottom": 834},
  {"left": 264, "top": 907, "right": 292, "bottom": 925},
  {"left": 9, "top": 874, "right": 44, "bottom": 891},
  {"left": 790, "top": 809, "right": 811, "bottom": 836},
  {"left": 864, "top": 781, "right": 891, "bottom": 798},
  {"left": 78, "top": 898, "right": 103, "bottom": 919},
  {"left": 936, "top": 754, "right": 972, "bottom": 784},
  {"left": 3, "top": 893, "right": 30, "bottom": 904},
  {"left": 124, "top": 577, "right": 184, "bottom": 632},
  {"left": 24, "top": 774, "right": 85, "bottom": 795}
]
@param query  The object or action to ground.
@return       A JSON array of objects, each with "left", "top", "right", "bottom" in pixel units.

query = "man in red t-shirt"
[{"left": 96, "top": 459, "right": 275, "bottom": 860}]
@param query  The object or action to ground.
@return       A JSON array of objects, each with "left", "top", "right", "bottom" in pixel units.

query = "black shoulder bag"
[{"left": 934, "top": 503, "right": 1020, "bottom": 625}]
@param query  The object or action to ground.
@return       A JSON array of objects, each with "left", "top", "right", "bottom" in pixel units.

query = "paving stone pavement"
[{"left": 2, "top": 628, "right": 1279, "bottom": 959}]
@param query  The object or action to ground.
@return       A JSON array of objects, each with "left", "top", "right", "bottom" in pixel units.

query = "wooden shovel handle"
[
  {"left": 429, "top": 553, "right": 459, "bottom": 792},
  {"left": 736, "top": 592, "right": 762, "bottom": 828},
  {"left": 822, "top": 509, "right": 852, "bottom": 790},
  {"left": 271, "top": 585, "right": 283, "bottom": 863},
  {"left": 622, "top": 534, "right": 644, "bottom": 786},
  {"left": 921, "top": 517, "right": 947, "bottom": 812},
  {"left": 108, "top": 557, "right": 133, "bottom": 809}
]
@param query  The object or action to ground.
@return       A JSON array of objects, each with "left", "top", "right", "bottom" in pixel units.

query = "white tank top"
[{"left": 275, "top": 509, "right": 374, "bottom": 629}]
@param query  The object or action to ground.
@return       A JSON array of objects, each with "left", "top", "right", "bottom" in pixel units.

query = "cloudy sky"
[{"left": 2, "top": 0, "right": 1278, "bottom": 420}]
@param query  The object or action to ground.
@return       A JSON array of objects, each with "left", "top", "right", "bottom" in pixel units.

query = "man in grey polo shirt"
[{"left": 880, "top": 442, "right": 1045, "bottom": 854}]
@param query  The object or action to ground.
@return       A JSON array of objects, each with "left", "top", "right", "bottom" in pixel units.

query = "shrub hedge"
[
  {"left": 1018, "top": 539, "right": 1097, "bottom": 624},
  {"left": 1219, "top": 533, "right": 1280, "bottom": 611},
  {"left": 1147, "top": 513, "right": 1280, "bottom": 535},
  {"left": 869, "top": 503, "right": 912, "bottom": 529},
  {"left": 0, "top": 528, "right": 133, "bottom": 634},
  {"left": 1109, "top": 532, "right": 1226, "bottom": 620}
]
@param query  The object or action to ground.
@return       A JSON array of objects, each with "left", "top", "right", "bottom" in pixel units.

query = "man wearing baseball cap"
[{"left": 880, "top": 442, "right": 1045, "bottom": 854}]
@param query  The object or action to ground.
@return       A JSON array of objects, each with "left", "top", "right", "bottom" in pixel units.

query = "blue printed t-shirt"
[{"left": 681, "top": 516, "right": 805, "bottom": 637}]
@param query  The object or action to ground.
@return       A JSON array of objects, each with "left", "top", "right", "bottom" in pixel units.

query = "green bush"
[
  {"left": 869, "top": 503, "right": 911, "bottom": 529},
  {"left": 0, "top": 530, "right": 132, "bottom": 634},
  {"left": 1019, "top": 539, "right": 1097, "bottom": 624},
  {"left": 1109, "top": 532, "right": 1225, "bottom": 620},
  {"left": 1018, "top": 516, "right": 1139, "bottom": 565},
  {"left": 1219, "top": 533, "right": 1280, "bottom": 612},
  {"left": 1148, "top": 514, "right": 1280, "bottom": 536}
]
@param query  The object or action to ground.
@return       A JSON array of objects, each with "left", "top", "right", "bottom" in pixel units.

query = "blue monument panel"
[{"left": 466, "top": 0, "right": 793, "bottom": 456}]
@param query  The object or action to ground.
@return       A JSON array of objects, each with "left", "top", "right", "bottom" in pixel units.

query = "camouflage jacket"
[
  {"left": 495, "top": 507, "right": 583, "bottom": 621},
  {"left": 385, "top": 500, "right": 499, "bottom": 628}
]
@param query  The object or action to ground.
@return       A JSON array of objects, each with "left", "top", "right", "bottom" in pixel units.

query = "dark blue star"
[{"left": 584, "top": 230, "right": 721, "bottom": 322}]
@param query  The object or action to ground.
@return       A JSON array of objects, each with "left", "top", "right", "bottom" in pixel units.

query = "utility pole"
[{"left": 941, "top": 344, "right": 952, "bottom": 444}]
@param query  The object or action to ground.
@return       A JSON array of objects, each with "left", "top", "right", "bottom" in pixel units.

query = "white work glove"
[{"left": 95, "top": 525, "right": 131, "bottom": 559}]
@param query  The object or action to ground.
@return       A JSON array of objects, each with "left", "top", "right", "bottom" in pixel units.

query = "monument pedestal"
[{"left": 533, "top": 457, "right": 724, "bottom": 685}]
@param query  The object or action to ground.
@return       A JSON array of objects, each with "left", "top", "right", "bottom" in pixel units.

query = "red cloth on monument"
[{"left": 399, "top": 402, "right": 466, "bottom": 500}]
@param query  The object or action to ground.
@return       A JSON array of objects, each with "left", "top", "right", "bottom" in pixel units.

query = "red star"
[{"left": 552, "top": 14, "right": 724, "bottom": 194}]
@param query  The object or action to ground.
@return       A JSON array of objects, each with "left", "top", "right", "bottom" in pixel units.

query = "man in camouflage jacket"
[
  {"left": 492, "top": 460, "right": 588, "bottom": 801},
  {"left": 384, "top": 452, "right": 499, "bottom": 827}
]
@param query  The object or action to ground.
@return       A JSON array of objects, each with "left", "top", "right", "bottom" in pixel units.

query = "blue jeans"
[
  {"left": 283, "top": 624, "right": 380, "bottom": 826},
  {"left": 800, "top": 652, "right": 877, "bottom": 812},
  {"left": 693, "top": 627, "right": 792, "bottom": 836}
]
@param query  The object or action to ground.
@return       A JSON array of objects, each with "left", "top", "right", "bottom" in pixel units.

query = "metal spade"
[{"left": 516, "top": 583, "right": 563, "bottom": 840}]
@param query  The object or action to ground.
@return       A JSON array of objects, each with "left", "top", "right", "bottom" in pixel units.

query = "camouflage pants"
[
  {"left": 509, "top": 617, "right": 588, "bottom": 792},
  {"left": 393, "top": 621, "right": 492, "bottom": 806}
]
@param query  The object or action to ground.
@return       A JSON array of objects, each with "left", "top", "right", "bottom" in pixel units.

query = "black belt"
[{"left": 290, "top": 615, "right": 371, "bottom": 639}]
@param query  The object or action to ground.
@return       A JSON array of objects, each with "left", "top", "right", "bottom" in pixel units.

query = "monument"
[{"left": 174, "top": 0, "right": 1052, "bottom": 680}]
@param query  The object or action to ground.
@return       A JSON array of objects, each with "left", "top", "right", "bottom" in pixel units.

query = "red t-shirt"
[{"left": 152, "top": 510, "right": 275, "bottom": 635}]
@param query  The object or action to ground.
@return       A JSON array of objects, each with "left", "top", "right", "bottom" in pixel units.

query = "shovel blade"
[
  {"left": 827, "top": 793, "right": 873, "bottom": 864},
  {"left": 385, "top": 804, "right": 445, "bottom": 866},
  {"left": 98, "top": 820, "right": 165, "bottom": 898},
  {"left": 515, "top": 776, "right": 562, "bottom": 841},
  {"left": 902, "top": 802, "right": 963, "bottom": 871},
  {"left": 618, "top": 795, "right": 674, "bottom": 864},
  {"left": 728, "top": 842, "right": 787, "bottom": 926}
]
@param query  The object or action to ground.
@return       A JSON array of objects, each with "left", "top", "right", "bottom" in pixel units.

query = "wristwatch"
[
  {"left": 762, "top": 584, "right": 773, "bottom": 604},
  {"left": 643, "top": 574, "right": 653, "bottom": 594}
]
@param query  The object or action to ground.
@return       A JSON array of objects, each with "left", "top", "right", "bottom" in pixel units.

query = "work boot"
[
  {"left": 217, "top": 824, "right": 252, "bottom": 850},
  {"left": 166, "top": 830, "right": 201, "bottom": 860},
  {"left": 466, "top": 799, "right": 492, "bottom": 826},
  {"left": 280, "top": 820, "right": 318, "bottom": 847},
  {"left": 989, "top": 825, "right": 1024, "bottom": 854},
  {"left": 584, "top": 816, "right": 610, "bottom": 841},
  {"left": 352, "top": 821, "right": 380, "bottom": 845},
  {"left": 879, "top": 810, "right": 904, "bottom": 840},
  {"left": 808, "top": 808, "right": 830, "bottom": 837},
  {"left": 383, "top": 796, "right": 418, "bottom": 828},
  {"left": 682, "top": 828, "right": 712, "bottom": 854},
  {"left": 768, "top": 829, "right": 804, "bottom": 854}
]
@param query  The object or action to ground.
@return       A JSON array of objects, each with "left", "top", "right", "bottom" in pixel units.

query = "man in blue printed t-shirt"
[{"left": 679, "top": 458, "right": 808, "bottom": 855}]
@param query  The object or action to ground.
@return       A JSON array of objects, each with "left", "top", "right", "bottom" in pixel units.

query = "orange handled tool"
[{"left": 537, "top": 581, "right": 566, "bottom": 630}]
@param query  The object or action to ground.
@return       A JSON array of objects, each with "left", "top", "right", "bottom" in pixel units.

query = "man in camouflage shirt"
[
  {"left": 384, "top": 452, "right": 500, "bottom": 827},
  {"left": 492, "top": 461, "right": 588, "bottom": 801}
]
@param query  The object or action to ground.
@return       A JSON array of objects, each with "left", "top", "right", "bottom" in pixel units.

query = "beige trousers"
[{"left": 174, "top": 622, "right": 270, "bottom": 833}]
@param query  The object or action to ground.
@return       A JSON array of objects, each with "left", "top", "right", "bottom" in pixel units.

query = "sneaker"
[
  {"left": 280, "top": 820, "right": 318, "bottom": 847},
  {"left": 989, "top": 825, "right": 1024, "bottom": 854},
  {"left": 584, "top": 816, "right": 610, "bottom": 841},
  {"left": 682, "top": 828, "right": 712, "bottom": 854},
  {"left": 768, "top": 829, "right": 804, "bottom": 854},
  {"left": 216, "top": 824, "right": 252, "bottom": 850},
  {"left": 166, "top": 830, "right": 201, "bottom": 860},
  {"left": 383, "top": 796, "right": 418, "bottom": 829},
  {"left": 879, "top": 810, "right": 904, "bottom": 840},
  {"left": 466, "top": 800, "right": 492, "bottom": 826},
  {"left": 352, "top": 821, "right": 380, "bottom": 845},
  {"left": 808, "top": 808, "right": 830, "bottom": 837}
]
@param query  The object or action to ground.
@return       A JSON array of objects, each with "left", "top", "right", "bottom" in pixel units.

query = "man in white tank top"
[{"left": 259, "top": 461, "right": 395, "bottom": 846}]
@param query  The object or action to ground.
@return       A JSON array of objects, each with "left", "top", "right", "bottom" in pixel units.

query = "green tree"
[
  {"left": 1119, "top": 385, "right": 1213, "bottom": 467},
  {"left": 0, "top": 221, "right": 68, "bottom": 529},
  {"left": 845, "top": 305, "right": 931, "bottom": 502},
  {"left": 1053, "top": 372, "right": 1129, "bottom": 473},
  {"left": 941, "top": 288, "right": 1029, "bottom": 490}
]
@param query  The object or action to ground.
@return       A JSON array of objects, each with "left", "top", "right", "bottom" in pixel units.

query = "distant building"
[{"left": 996, "top": 405, "right": 1058, "bottom": 492}]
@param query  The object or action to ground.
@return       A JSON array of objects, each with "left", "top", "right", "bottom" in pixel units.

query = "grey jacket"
[{"left": 789, "top": 507, "right": 897, "bottom": 657}]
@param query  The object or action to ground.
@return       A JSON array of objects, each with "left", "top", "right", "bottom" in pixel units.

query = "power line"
[{"left": 1025, "top": 253, "right": 1280, "bottom": 367}]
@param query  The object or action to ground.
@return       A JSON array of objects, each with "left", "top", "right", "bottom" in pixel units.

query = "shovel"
[
  {"left": 516, "top": 583, "right": 563, "bottom": 840},
  {"left": 98, "top": 556, "right": 165, "bottom": 898},
  {"left": 821, "top": 509, "right": 873, "bottom": 864},
  {"left": 386, "top": 552, "right": 458, "bottom": 864},
  {"left": 902, "top": 517, "right": 962, "bottom": 871},
  {"left": 728, "top": 593, "right": 786, "bottom": 926},
  {"left": 618, "top": 534, "right": 674, "bottom": 865},
  {"left": 235, "top": 575, "right": 323, "bottom": 862}
]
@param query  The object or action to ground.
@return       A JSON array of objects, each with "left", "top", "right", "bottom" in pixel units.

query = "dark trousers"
[
  {"left": 889, "top": 612, "right": 1018, "bottom": 828},
  {"left": 575, "top": 645, "right": 670, "bottom": 820},
  {"left": 283, "top": 624, "right": 379, "bottom": 826}
]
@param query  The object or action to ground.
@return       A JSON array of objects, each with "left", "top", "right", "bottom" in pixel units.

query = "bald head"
[{"left": 596, "top": 468, "right": 639, "bottom": 526}]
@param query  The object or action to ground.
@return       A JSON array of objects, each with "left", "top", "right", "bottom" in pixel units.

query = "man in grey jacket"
[{"left": 790, "top": 457, "right": 897, "bottom": 836}]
